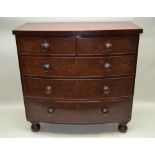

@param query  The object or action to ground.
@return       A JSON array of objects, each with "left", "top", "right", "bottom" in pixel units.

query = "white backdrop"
[{"left": 0, "top": 17, "right": 154, "bottom": 104}]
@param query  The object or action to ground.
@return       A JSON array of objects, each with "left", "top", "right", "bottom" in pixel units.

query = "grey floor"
[{"left": 0, "top": 101, "right": 154, "bottom": 138}]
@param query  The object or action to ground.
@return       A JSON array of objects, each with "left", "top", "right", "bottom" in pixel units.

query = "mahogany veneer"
[{"left": 13, "top": 22, "right": 143, "bottom": 133}]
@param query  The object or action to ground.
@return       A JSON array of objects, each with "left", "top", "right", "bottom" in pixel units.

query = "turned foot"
[
  {"left": 118, "top": 123, "right": 128, "bottom": 133},
  {"left": 31, "top": 123, "right": 40, "bottom": 132}
]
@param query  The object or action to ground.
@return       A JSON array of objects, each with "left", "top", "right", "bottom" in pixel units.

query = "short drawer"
[
  {"left": 24, "top": 98, "right": 132, "bottom": 123},
  {"left": 23, "top": 77, "right": 134, "bottom": 100},
  {"left": 78, "top": 36, "right": 138, "bottom": 55},
  {"left": 20, "top": 55, "right": 136, "bottom": 77},
  {"left": 17, "top": 36, "right": 75, "bottom": 55}
]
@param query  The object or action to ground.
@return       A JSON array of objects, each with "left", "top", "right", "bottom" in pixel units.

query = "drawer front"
[
  {"left": 23, "top": 77, "right": 134, "bottom": 100},
  {"left": 78, "top": 36, "right": 137, "bottom": 55},
  {"left": 21, "top": 55, "right": 136, "bottom": 77},
  {"left": 24, "top": 98, "right": 132, "bottom": 123},
  {"left": 17, "top": 36, "right": 75, "bottom": 55}
]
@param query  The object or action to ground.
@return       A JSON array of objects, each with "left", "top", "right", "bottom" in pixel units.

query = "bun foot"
[
  {"left": 31, "top": 123, "right": 40, "bottom": 132},
  {"left": 118, "top": 123, "right": 128, "bottom": 133}
]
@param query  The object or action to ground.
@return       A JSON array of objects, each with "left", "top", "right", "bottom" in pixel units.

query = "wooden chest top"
[{"left": 13, "top": 22, "right": 143, "bottom": 35}]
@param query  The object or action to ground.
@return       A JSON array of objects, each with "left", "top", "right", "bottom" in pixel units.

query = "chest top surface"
[{"left": 12, "top": 22, "right": 143, "bottom": 35}]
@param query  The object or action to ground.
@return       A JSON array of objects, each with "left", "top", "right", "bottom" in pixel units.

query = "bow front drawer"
[
  {"left": 23, "top": 77, "right": 134, "bottom": 100},
  {"left": 17, "top": 36, "right": 76, "bottom": 55},
  {"left": 24, "top": 98, "right": 132, "bottom": 124},
  {"left": 20, "top": 55, "right": 136, "bottom": 77}
]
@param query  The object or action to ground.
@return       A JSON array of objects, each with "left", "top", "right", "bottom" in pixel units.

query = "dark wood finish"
[
  {"left": 20, "top": 55, "right": 136, "bottom": 77},
  {"left": 24, "top": 97, "right": 132, "bottom": 124},
  {"left": 23, "top": 77, "right": 134, "bottom": 100},
  {"left": 13, "top": 22, "right": 143, "bottom": 132},
  {"left": 17, "top": 36, "right": 75, "bottom": 55},
  {"left": 78, "top": 36, "right": 138, "bottom": 55}
]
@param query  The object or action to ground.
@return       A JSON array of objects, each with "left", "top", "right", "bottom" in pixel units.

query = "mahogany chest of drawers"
[{"left": 13, "top": 22, "right": 143, "bottom": 133}]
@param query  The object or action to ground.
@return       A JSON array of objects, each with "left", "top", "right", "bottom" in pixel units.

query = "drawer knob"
[
  {"left": 41, "top": 40, "right": 50, "bottom": 51},
  {"left": 43, "top": 64, "right": 51, "bottom": 71},
  {"left": 103, "top": 85, "right": 110, "bottom": 94},
  {"left": 45, "top": 85, "right": 52, "bottom": 95},
  {"left": 101, "top": 107, "right": 109, "bottom": 115},
  {"left": 105, "top": 42, "right": 112, "bottom": 52},
  {"left": 48, "top": 107, "right": 55, "bottom": 113},
  {"left": 104, "top": 63, "right": 111, "bottom": 71}
]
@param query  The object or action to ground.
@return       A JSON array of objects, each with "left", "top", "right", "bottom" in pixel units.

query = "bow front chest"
[{"left": 13, "top": 22, "right": 143, "bottom": 132}]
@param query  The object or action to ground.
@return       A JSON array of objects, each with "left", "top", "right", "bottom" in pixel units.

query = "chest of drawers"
[{"left": 13, "top": 22, "right": 143, "bottom": 133}]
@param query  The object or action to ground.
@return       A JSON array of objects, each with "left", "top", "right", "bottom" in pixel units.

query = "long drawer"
[
  {"left": 23, "top": 77, "right": 134, "bottom": 100},
  {"left": 24, "top": 97, "right": 132, "bottom": 123},
  {"left": 20, "top": 55, "right": 136, "bottom": 77}
]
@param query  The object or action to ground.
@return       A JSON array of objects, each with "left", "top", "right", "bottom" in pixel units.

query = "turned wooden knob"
[
  {"left": 43, "top": 64, "right": 51, "bottom": 71},
  {"left": 45, "top": 85, "right": 52, "bottom": 95},
  {"left": 104, "top": 62, "right": 111, "bottom": 71},
  {"left": 41, "top": 40, "right": 50, "bottom": 51},
  {"left": 105, "top": 42, "right": 112, "bottom": 52},
  {"left": 47, "top": 107, "right": 55, "bottom": 113},
  {"left": 101, "top": 107, "right": 109, "bottom": 115},
  {"left": 103, "top": 85, "right": 110, "bottom": 94}
]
